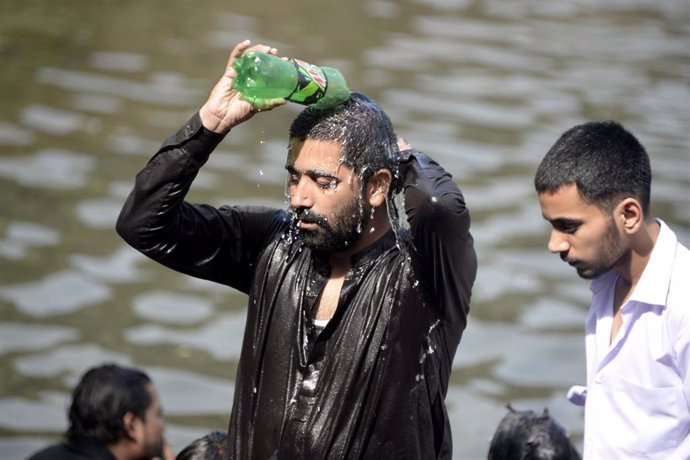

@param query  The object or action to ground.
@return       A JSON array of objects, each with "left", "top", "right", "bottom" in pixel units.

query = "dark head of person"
[
  {"left": 488, "top": 405, "right": 581, "bottom": 460},
  {"left": 67, "top": 364, "right": 153, "bottom": 446},
  {"left": 289, "top": 91, "right": 398, "bottom": 196},
  {"left": 534, "top": 120, "right": 651, "bottom": 215},
  {"left": 286, "top": 92, "right": 400, "bottom": 254},
  {"left": 175, "top": 431, "right": 227, "bottom": 460}
]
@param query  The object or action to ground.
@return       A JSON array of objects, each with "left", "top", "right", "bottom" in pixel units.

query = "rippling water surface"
[{"left": 1, "top": 1, "right": 688, "bottom": 458}]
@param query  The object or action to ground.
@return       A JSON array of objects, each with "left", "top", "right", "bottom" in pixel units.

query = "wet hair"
[
  {"left": 175, "top": 431, "right": 228, "bottom": 460},
  {"left": 65, "top": 363, "right": 152, "bottom": 445},
  {"left": 488, "top": 405, "right": 581, "bottom": 460},
  {"left": 289, "top": 92, "right": 398, "bottom": 191},
  {"left": 534, "top": 120, "right": 651, "bottom": 214}
]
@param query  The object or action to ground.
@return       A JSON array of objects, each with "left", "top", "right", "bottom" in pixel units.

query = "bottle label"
[{"left": 288, "top": 59, "right": 327, "bottom": 105}]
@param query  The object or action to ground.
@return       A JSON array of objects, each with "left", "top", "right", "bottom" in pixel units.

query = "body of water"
[{"left": 1, "top": 1, "right": 688, "bottom": 458}]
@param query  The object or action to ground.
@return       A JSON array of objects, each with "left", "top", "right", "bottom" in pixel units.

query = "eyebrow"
[
  {"left": 285, "top": 165, "right": 339, "bottom": 181},
  {"left": 544, "top": 216, "right": 583, "bottom": 227}
]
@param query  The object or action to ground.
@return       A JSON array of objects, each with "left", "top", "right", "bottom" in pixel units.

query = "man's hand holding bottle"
[{"left": 199, "top": 39, "right": 286, "bottom": 134}]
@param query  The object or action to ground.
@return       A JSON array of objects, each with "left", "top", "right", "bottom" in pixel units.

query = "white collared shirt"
[{"left": 570, "top": 220, "right": 690, "bottom": 459}]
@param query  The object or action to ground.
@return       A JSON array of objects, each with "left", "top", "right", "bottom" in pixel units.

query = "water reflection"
[
  {"left": 1, "top": 0, "right": 688, "bottom": 458},
  {"left": 70, "top": 246, "right": 151, "bottom": 283},
  {"left": 125, "top": 311, "right": 247, "bottom": 361},
  {"left": 0, "top": 149, "right": 94, "bottom": 189},
  {"left": 0, "top": 222, "right": 60, "bottom": 261},
  {"left": 37, "top": 67, "right": 202, "bottom": 106},
  {"left": 0, "top": 272, "right": 111, "bottom": 317},
  {"left": 0, "top": 323, "right": 77, "bottom": 355},
  {"left": 132, "top": 290, "right": 213, "bottom": 324}
]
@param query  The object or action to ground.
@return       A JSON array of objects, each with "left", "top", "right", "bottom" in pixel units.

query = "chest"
[
  {"left": 587, "top": 302, "right": 678, "bottom": 388},
  {"left": 312, "top": 275, "right": 345, "bottom": 321}
]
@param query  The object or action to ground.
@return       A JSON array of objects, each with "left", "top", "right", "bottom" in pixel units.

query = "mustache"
[{"left": 293, "top": 208, "right": 328, "bottom": 227}]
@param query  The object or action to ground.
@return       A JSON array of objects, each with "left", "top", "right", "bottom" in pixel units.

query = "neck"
[
  {"left": 107, "top": 443, "right": 128, "bottom": 460},
  {"left": 615, "top": 217, "right": 660, "bottom": 286}
]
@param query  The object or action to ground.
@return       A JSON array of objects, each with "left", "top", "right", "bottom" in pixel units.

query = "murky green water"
[{"left": 1, "top": 0, "right": 688, "bottom": 458}]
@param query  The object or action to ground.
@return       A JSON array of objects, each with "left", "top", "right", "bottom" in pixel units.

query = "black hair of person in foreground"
[
  {"left": 116, "top": 39, "right": 477, "bottom": 459},
  {"left": 488, "top": 405, "right": 581, "bottom": 460},
  {"left": 26, "top": 363, "right": 171, "bottom": 460},
  {"left": 175, "top": 431, "right": 227, "bottom": 460}
]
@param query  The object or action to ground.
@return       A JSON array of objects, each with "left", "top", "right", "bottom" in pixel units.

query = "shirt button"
[{"left": 308, "top": 364, "right": 316, "bottom": 372}]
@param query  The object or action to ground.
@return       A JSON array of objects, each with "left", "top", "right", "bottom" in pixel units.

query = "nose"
[
  {"left": 289, "top": 178, "right": 314, "bottom": 209},
  {"left": 547, "top": 230, "right": 570, "bottom": 254}
]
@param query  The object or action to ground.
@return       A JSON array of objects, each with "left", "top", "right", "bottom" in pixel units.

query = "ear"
[
  {"left": 123, "top": 411, "right": 143, "bottom": 442},
  {"left": 616, "top": 198, "right": 643, "bottom": 234},
  {"left": 367, "top": 169, "right": 392, "bottom": 208}
]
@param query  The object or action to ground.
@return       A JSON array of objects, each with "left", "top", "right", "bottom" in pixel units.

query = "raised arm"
[
  {"left": 116, "top": 40, "right": 286, "bottom": 288},
  {"left": 399, "top": 147, "right": 477, "bottom": 334}
]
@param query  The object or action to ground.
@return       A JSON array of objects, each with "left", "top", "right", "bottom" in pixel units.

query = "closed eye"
[
  {"left": 286, "top": 166, "right": 339, "bottom": 190},
  {"left": 552, "top": 219, "right": 581, "bottom": 234},
  {"left": 287, "top": 172, "right": 300, "bottom": 186},
  {"left": 316, "top": 177, "right": 339, "bottom": 189}
]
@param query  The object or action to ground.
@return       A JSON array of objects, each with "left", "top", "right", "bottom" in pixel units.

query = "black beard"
[
  {"left": 294, "top": 199, "right": 369, "bottom": 254},
  {"left": 572, "top": 218, "right": 626, "bottom": 280}
]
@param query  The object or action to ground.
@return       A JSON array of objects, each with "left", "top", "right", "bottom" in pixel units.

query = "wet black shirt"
[{"left": 116, "top": 112, "right": 477, "bottom": 459}]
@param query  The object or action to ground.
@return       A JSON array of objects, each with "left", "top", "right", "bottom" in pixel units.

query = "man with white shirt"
[{"left": 534, "top": 120, "right": 690, "bottom": 459}]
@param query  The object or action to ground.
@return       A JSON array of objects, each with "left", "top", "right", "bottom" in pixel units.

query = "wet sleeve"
[
  {"left": 399, "top": 149, "right": 477, "bottom": 334},
  {"left": 116, "top": 111, "right": 285, "bottom": 292}
]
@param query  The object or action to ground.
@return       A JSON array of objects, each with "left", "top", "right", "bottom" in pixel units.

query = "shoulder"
[
  {"left": 668, "top": 233, "right": 690, "bottom": 305},
  {"left": 26, "top": 444, "right": 70, "bottom": 460},
  {"left": 665, "top": 240, "right": 690, "bottom": 346}
]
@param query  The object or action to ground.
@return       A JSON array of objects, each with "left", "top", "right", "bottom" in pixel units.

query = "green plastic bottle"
[{"left": 231, "top": 50, "right": 351, "bottom": 109}]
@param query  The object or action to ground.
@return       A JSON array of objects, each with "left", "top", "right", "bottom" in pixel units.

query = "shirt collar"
[
  {"left": 350, "top": 230, "right": 397, "bottom": 267},
  {"left": 311, "top": 230, "right": 398, "bottom": 274},
  {"left": 629, "top": 219, "right": 676, "bottom": 307}
]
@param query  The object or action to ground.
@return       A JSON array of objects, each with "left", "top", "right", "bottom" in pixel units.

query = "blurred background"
[{"left": 1, "top": 0, "right": 688, "bottom": 458}]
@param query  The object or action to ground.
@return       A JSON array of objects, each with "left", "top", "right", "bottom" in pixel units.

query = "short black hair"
[
  {"left": 488, "top": 405, "right": 580, "bottom": 460},
  {"left": 66, "top": 363, "right": 152, "bottom": 445},
  {"left": 534, "top": 120, "right": 652, "bottom": 214},
  {"left": 175, "top": 431, "right": 228, "bottom": 460},
  {"left": 288, "top": 92, "right": 398, "bottom": 189}
]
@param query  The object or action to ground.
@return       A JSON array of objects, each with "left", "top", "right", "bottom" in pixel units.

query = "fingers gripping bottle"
[{"left": 231, "top": 51, "right": 351, "bottom": 109}]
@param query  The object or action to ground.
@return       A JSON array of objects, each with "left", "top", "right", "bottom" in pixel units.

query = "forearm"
[{"left": 116, "top": 111, "right": 225, "bottom": 256}]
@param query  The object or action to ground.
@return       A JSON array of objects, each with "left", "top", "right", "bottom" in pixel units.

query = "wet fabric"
[
  {"left": 26, "top": 437, "right": 117, "bottom": 460},
  {"left": 117, "top": 112, "right": 477, "bottom": 459}
]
